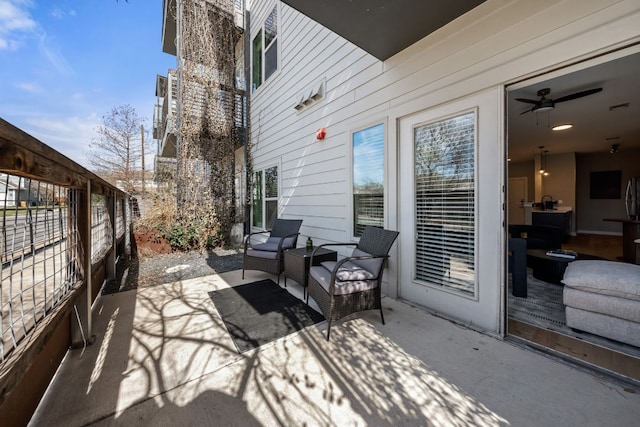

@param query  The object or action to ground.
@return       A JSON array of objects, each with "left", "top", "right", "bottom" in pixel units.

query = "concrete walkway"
[{"left": 30, "top": 270, "right": 640, "bottom": 426}]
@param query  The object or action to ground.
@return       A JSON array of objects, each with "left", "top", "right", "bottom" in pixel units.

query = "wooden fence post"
[{"left": 70, "top": 180, "right": 95, "bottom": 347}]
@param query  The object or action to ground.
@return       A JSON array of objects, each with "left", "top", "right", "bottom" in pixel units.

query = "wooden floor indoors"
[
  {"left": 508, "top": 233, "right": 640, "bottom": 383},
  {"left": 562, "top": 233, "right": 623, "bottom": 261}
]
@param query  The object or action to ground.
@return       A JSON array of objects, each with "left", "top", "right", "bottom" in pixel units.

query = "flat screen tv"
[{"left": 590, "top": 170, "right": 621, "bottom": 199}]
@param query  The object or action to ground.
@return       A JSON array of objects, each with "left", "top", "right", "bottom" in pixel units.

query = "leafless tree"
[{"left": 87, "top": 105, "right": 148, "bottom": 193}]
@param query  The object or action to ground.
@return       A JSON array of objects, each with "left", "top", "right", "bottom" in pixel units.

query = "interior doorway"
[
  {"left": 505, "top": 47, "right": 640, "bottom": 382},
  {"left": 507, "top": 177, "right": 527, "bottom": 225}
]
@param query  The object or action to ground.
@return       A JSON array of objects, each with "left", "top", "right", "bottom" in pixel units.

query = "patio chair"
[
  {"left": 306, "top": 226, "right": 399, "bottom": 340},
  {"left": 242, "top": 219, "right": 303, "bottom": 283}
]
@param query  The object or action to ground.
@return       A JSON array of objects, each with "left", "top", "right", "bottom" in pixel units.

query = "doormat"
[{"left": 208, "top": 279, "right": 325, "bottom": 353}]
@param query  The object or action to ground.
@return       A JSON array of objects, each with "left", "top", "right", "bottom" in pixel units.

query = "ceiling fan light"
[
  {"left": 552, "top": 123, "right": 573, "bottom": 131},
  {"left": 534, "top": 106, "right": 554, "bottom": 113}
]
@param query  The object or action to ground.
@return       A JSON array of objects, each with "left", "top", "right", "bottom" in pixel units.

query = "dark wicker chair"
[
  {"left": 306, "top": 226, "right": 399, "bottom": 340},
  {"left": 242, "top": 219, "right": 303, "bottom": 283}
]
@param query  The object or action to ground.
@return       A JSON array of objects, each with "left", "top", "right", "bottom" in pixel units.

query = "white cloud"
[
  {"left": 16, "top": 81, "right": 42, "bottom": 93},
  {"left": 50, "top": 8, "right": 64, "bottom": 19},
  {"left": 51, "top": 7, "right": 76, "bottom": 20},
  {"left": 38, "top": 32, "right": 73, "bottom": 76},
  {"left": 23, "top": 113, "right": 101, "bottom": 168},
  {"left": 0, "top": 1, "right": 73, "bottom": 75},
  {"left": 0, "top": 0, "right": 36, "bottom": 50}
]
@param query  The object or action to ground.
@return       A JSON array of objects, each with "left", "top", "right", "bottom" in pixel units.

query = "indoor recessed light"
[{"left": 552, "top": 124, "right": 573, "bottom": 131}]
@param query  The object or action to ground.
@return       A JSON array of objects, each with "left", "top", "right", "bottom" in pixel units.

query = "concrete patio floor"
[{"left": 30, "top": 270, "right": 640, "bottom": 426}]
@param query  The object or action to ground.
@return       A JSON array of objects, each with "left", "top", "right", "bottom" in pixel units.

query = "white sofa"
[{"left": 562, "top": 260, "right": 640, "bottom": 347}]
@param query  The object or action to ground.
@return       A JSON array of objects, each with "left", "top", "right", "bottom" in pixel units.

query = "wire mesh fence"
[
  {"left": 116, "top": 198, "right": 125, "bottom": 239},
  {"left": 91, "top": 195, "right": 113, "bottom": 264},
  {"left": 1, "top": 174, "right": 82, "bottom": 362}
]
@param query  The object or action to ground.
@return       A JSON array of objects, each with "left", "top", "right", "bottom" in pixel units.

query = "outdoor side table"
[{"left": 284, "top": 247, "right": 337, "bottom": 298}]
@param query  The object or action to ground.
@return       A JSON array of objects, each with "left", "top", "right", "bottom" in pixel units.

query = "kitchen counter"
[{"left": 531, "top": 206, "right": 572, "bottom": 213}]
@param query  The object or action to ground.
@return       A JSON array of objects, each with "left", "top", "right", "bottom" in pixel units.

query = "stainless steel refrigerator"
[{"left": 626, "top": 176, "right": 640, "bottom": 220}]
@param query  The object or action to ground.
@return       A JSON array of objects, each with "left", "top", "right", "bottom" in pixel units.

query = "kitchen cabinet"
[{"left": 532, "top": 208, "right": 572, "bottom": 242}]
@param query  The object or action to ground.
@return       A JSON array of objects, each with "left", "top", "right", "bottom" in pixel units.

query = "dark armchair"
[
  {"left": 242, "top": 219, "right": 303, "bottom": 283},
  {"left": 306, "top": 226, "right": 399, "bottom": 340},
  {"left": 509, "top": 237, "right": 527, "bottom": 297}
]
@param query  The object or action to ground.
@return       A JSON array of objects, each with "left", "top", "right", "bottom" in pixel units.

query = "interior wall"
[
  {"left": 541, "top": 153, "right": 577, "bottom": 234},
  {"left": 541, "top": 152, "right": 576, "bottom": 207},
  {"left": 576, "top": 147, "right": 640, "bottom": 234}
]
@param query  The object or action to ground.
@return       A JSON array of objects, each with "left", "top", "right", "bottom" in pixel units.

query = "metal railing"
[
  {"left": 0, "top": 118, "right": 131, "bottom": 414},
  {"left": 1, "top": 179, "right": 81, "bottom": 360}
]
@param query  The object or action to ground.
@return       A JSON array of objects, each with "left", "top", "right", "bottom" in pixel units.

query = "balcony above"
[{"left": 282, "top": 0, "right": 485, "bottom": 61}]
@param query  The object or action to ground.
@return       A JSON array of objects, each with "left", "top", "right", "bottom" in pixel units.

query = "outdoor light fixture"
[{"left": 552, "top": 123, "right": 573, "bottom": 131}]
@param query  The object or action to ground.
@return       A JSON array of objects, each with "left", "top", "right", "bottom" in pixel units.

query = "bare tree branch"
[{"left": 87, "top": 105, "right": 149, "bottom": 193}]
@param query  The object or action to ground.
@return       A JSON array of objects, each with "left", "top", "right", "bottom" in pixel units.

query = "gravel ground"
[{"left": 102, "top": 247, "right": 243, "bottom": 294}]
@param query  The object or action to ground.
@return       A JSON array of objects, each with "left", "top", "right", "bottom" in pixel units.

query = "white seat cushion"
[
  {"left": 266, "top": 236, "right": 296, "bottom": 249},
  {"left": 563, "top": 286, "right": 640, "bottom": 323},
  {"left": 319, "top": 260, "right": 376, "bottom": 281},
  {"left": 309, "top": 265, "right": 378, "bottom": 295},
  {"left": 246, "top": 248, "right": 278, "bottom": 259},
  {"left": 350, "top": 249, "right": 384, "bottom": 277},
  {"left": 562, "top": 260, "right": 640, "bottom": 301}
]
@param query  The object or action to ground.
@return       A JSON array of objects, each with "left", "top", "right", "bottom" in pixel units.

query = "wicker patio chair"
[
  {"left": 306, "top": 226, "right": 399, "bottom": 340},
  {"left": 242, "top": 219, "right": 303, "bottom": 283}
]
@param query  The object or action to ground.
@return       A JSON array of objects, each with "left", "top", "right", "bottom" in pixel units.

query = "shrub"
[{"left": 135, "top": 191, "right": 223, "bottom": 251}]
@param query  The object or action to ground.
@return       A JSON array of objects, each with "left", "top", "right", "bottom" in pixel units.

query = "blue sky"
[{"left": 0, "top": 0, "right": 175, "bottom": 169}]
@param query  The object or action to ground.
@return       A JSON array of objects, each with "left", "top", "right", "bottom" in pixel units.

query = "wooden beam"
[
  {"left": 0, "top": 137, "right": 87, "bottom": 188},
  {"left": 0, "top": 118, "right": 126, "bottom": 197}
]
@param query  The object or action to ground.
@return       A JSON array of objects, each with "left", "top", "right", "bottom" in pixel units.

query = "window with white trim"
[
  {"left": 352, "top": 123, "right": 384, "bottom": 237},
  {"left": 251, "top": 5, "right": 278, "bottom": 92},
  {"left": 252, "top": 165, "right": 278, "bottom": 229},
  {"left": 414, "top": 111, "right": 476, "bottom": 296}
]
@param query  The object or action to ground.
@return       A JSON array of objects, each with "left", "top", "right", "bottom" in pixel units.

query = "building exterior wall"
[{"left": 247, "top": 0, "right": 640, "bottom": 332}]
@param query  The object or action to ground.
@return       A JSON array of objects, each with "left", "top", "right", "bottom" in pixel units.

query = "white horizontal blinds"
[
  {"left": 414, "top": 111, "right": 476, "bottom": 296},
  {"left": 353, "top": 195, "right": 383, "bottom": 236}
]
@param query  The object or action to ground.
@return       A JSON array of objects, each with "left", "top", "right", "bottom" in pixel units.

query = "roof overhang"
[{"left": 281, "top": 0, "right": 486, "bottom": 61}]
